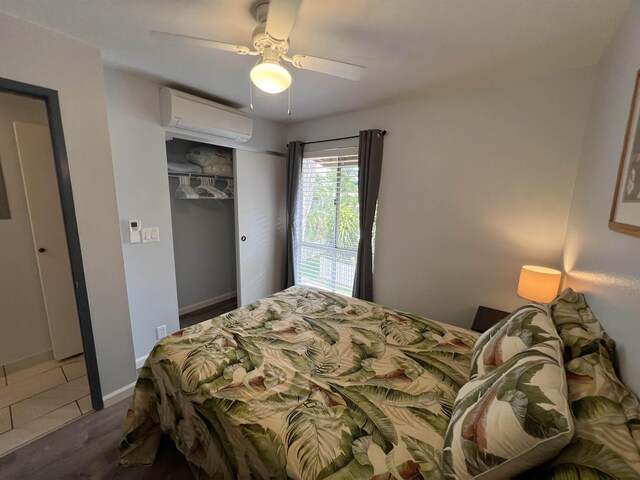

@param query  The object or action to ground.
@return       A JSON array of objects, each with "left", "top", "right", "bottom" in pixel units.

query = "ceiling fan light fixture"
[{"left": 250, "top": 59, "right": 291, "bottom": 94}]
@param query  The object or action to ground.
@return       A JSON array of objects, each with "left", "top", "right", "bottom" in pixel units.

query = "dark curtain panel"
[
  {"left": 353, "top": 129, "right": 386, "bottom": 300},
  {"left": 284, "top": 141, "right": 304, "bottom": 288}
]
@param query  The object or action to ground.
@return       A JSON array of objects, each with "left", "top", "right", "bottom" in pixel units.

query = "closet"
[{"left": 166, "top": 136, "right": 285, "bottom": 319}]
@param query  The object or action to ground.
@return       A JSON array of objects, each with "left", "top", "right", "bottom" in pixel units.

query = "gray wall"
[
  {"left": 103, "top": 67, "right": 287, "bottom": 363},
  {"left": 103, "top": 69, "right": 181, "bottom": 364},
  {"left": 287, "top": 66, "right": 597, "bottom": 329},
  {"left": 0, "top": 92, "right": 52, "bottom": 365},
  {"left": 0, "top": 13, "right": 136, "bottom": 397},
  {"left": 167, "top": 139, "right": 237, "bottom": 310},
  {"left": 562, "top": 1, "right": 640, "bottom": 395}
]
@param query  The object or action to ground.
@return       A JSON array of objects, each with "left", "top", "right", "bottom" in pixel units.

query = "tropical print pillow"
[
  {"left": 443, "top": 318, "right": 574, "bottom": 479},
  {"left": 549, "top": 288, "right": 615, "bottom": 360},
  {"left": 518, "top": 290, "right": 640, "bottom": 479},
  {"left": 469, "top": 304, "right": 558, "bottom": 380}
]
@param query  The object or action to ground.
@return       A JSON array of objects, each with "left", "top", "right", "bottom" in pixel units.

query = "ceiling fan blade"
[
  {"left": 150, "top": 30, "right": 252, "bottom": 55},
  {"left": 290, "top": 54, "right": 366, "bottom": 81},
  {"left": 265, "top": 0, "right": 302, "bottom": 42}
]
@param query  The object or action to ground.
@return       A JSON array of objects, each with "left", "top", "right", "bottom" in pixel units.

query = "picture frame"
[{"left": 610, "top": 69, "right": 640, "bottom": 237}]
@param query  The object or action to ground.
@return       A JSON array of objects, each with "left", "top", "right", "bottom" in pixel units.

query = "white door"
[
  {"left": 14, "top": 122, "right": 83, "bottom": 360},
  {"left": 234, "top": 150, "right": 286, "bottom": 306}
]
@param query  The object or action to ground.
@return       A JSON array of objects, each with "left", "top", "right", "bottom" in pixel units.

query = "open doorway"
[{"left": 0, "top": 79, "right": 101, "bottom": 456}]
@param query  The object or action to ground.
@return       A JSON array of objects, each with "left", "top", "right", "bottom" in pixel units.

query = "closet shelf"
[{"left": 168, "top": 172, "right": 233, "bottom": 180}]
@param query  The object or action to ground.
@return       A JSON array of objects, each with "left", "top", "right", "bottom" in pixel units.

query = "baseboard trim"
[
  {"left": 179, "top": 291, "right": 237, "bottom": 315},
  {"left": 135, "top": 354, "right": 148, "bottom": 370},
  {"left": 3, "top": 350, "right": 54, "bottom": 373},
  {"left": 102, "top": 381, "right": 136, "bottom": 408}
]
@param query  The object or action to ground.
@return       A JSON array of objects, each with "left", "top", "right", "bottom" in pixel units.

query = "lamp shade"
[
  {"left": 250, "top": 60, "right": 291, "bottom": 94},
  {"left": 517, "top": 265, "right": 562, "bottom": 303}
]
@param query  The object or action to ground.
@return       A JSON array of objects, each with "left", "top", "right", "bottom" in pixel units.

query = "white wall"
[
  {"left": 562, "top": 1, "right": 640, "bottom": 395},
  {"left": 0, "top": 92, "right": 52, "bottom": 365},
  {"left": 103, "top": 68, "right": 286, "bottom": 363},
  {"left": 0, "top": 13, "right": 136, "bottom": 396},
  {"left": 103, "top": 69, "right": 181, "bottom": 364},
  {"left": 166, "top": 139, "right": 237, "bottom": 311},
  {"left": 288, "top": 67, "right": 596, "bottom": 328}
]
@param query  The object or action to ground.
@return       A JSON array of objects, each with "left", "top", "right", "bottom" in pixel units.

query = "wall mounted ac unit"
[{"left": 160, "top": 87, "right": 253, "bottom": 142}]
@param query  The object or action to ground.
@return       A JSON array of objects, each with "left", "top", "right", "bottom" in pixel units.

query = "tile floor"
[{"left": 0, "top": 354, "right": 92, "bottom": 456}]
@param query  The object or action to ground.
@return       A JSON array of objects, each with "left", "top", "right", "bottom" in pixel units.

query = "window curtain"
[
  {"left": 284, "top": 141, "right": 304, "bottom": 288},
  {"left": 353, "top": 129, "right": 386, "bottom": 300}
]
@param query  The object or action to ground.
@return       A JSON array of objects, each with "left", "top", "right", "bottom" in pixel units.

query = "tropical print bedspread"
[{"left": 119, "top": 285, "right": 479, "bottom": 479}]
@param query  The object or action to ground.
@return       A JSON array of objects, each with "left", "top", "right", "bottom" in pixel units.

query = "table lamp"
[{"left": 517, "top": 265, "right": 562, "bottom": 303}]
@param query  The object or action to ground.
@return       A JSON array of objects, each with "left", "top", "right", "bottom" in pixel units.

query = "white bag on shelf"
[{"left": 185, "top": 145, "right": 232, "bottom": 177}]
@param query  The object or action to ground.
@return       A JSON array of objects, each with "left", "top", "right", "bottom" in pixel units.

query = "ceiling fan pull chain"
[
  {"left": 249, "top": 78, "right": 254, "bottom": 111},
  {"left": 287, "top": 86, "right": 291, "bottom": 116}
]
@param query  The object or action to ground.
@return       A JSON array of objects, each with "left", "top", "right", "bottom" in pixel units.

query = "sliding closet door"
[{"left": 234, "top": 150, "right": 286, "bottom": 306}]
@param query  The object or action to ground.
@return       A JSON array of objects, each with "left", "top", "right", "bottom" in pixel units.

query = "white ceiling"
[{"left": 0, "top": 0, "right": 631, "bottom": 122}]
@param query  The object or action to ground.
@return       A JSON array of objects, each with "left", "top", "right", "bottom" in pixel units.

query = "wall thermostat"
[{"left": 129, "top": 219, "right": 141, "bottom": 244}]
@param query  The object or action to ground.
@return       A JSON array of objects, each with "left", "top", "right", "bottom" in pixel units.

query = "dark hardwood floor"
[
  {"left": 0, "top": 299, "right": 240, "bottom": 479},
  {"left": 179, "top": 297, "right": 237, "bottom": 329},
  {"left": 0, "top": 399, "right": 193, "bottom": 479}
]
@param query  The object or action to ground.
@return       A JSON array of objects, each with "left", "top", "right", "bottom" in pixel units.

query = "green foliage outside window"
[{"left": 303, "top": 164, "right": 359, "bottom": 251}]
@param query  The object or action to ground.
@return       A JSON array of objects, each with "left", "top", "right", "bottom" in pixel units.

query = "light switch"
[{"left": 142, "top": 227, "right": 160, "bottom": 243}]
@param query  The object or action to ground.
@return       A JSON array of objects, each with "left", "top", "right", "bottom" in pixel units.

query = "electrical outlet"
[{"left": 156, "top": 325, "right": 167, "bottom": 339}]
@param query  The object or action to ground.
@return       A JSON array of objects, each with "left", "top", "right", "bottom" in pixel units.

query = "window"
[{"left": 294, "top": 147, "right": 361, "bottom": 295}]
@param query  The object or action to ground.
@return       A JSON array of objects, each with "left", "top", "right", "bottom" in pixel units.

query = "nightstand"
[{"left": 472, "top": 306, "right": 509, "bottom": 333}]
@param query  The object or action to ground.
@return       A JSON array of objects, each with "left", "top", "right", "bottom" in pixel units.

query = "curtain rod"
[
  {"left": 286, "top": 131, "right": 387, "bottom": 148},
  {"left": 303, "top": 134, "right": 359, "bottom": 145},
  {"left": 293, "top": 130, "right": 387, "bottom": 147}
]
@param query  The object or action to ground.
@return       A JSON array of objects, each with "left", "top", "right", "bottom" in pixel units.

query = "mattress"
[{"left": 119, "top": 286, "right": 479, "bottom": 479}]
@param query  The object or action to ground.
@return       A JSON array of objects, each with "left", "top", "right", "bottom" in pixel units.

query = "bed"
[{"left": 119, "top": 286, "right": 640, "bottom": 479}]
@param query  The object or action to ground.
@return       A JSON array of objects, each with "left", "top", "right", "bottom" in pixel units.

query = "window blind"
[{"left": 295, "top": 153, "right": 359, "bottom": 295}]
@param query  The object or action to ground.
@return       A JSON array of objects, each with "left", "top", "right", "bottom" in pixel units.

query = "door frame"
[{"left": 0, "top": 77, "right": 103, "bottom": 410}]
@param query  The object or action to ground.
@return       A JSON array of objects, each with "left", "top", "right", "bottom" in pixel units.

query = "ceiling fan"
[{"left": 150, "top": 0, "right": 366, "bottom": 95}]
